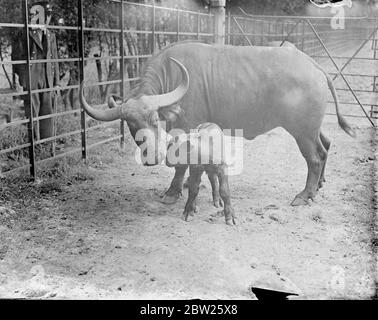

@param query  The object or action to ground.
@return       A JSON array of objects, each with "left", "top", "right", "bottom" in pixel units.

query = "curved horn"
[
  {"left": 142, "top": 57, "right": 189, "bottom": 109},
  {"left": 80, "top": 81, "right": 121, "bottom": 121}
]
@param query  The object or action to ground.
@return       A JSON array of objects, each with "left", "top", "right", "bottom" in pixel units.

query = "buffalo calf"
[{"left": 166, "top": 123, "right": 238, "bottom": 225}]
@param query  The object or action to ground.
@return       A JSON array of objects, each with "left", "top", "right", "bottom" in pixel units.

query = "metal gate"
[{"left": 226, "top": 12, "right": 378, "bottom": 126}]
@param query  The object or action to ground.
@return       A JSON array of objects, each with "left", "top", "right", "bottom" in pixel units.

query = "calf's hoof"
[
  {"left": 224, "top": 208, "right": 237, "bottom": 226},
  {"left": 317, "top": 178, "right": 325, "bottom": 191},
  {"left": 160, "top": 189, "right": 182, "bottom": 204},
  {"left": 213, "top": 198, "right": 223, "bottom": 208},
  {"left": 182, "top": 210, "right": 195, "bottom": 222},
  {"left": 290, "top": 195, "right": 310, "bottom": 206},
  {"left": 225, "top": 217, "right": 237, "bottom": 226}
]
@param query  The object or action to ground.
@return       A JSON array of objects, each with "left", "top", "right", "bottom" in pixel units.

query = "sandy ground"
[{"left": 0, "top": 115, "right": 376, "bottom": 300}]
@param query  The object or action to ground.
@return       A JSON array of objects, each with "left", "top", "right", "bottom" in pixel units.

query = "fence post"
[
  {"left": 152, "top": 0, "right": 156, "bottom": 54},
  {"left": 227, "top": 10, "right": 231, "bottom": 45},
  {"left": 197, "top": 11, "right": 200, "bottom": 40},
  {"left": 209, "top": 0, "right": 225, "bottom": 44},
  {"left": 176, "top": 7, "right": 179, "bottom": 42},
  {"left": 301, "top": 19, "right": 305, "bottom": 51},
  {"left": 78, "top": 0, "right": 87, "bottom": 161},
  {"left": 371, "top": 23, "right": 377, "bottom": 119},
  {"left": 119, "top": 0, "right": 125, "bottom": 149},
  {"left": 23, "top": 0, "right": 36, "bottom": 179}
]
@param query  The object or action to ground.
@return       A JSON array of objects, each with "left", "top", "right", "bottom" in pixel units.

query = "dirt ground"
[{"left": 0, "top": 115, "right": 376, "bottom": 300}]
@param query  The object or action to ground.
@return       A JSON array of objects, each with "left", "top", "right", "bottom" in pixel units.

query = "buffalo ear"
[
  {"left": 111, "top": 94, "right": 124, "bottom": 103},
  {"left": 158, "top": 104, "right": 184, "bottom": 123},
  {"left": 108, "top": 95, "right": 124, "bottom": 109}
]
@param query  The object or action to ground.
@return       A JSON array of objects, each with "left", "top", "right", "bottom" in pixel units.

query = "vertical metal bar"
[
  {"left": 372, "top": 19, "right": 375, "bottom": 50},
  {"left": 78, "top": 0, "right": 87, "bottom": 160},
  {"left": 374, "top": 27, "right": 377, "bottom": 60},
  {"left": 260, "top": 19, "right": 264, "bottom": 45},
  {"left": 119, "top": 0, "right": 125, "bottom": 149},
  {"left": 301, "top": 19, "right": 305, "bottom": 51},
  {"left": 281, "top": 20, "right": 285, "bottom": 43},
  {"left": 227, "top": 11, "right": 231, "bottom": 45},
  {"left": 371, "top": 24, "right": 377, "bottom": 119},
  {"left": 137, "top": 56, "right": 140, "bottom": 77},
  {"left": 197, "top": 11, "right": 200, "bottom": 40},
  {"left": 212, "top": 12, "right": 216, "bottom": 44},
  {"left": 176, "top": 7, "right": 179, "bottom": 42},
  {"left": 23, "top": 0, "right": 36, "bottom": 179},
  {"left": 151, "top": 0, "right": 155, "bottom": 54}
]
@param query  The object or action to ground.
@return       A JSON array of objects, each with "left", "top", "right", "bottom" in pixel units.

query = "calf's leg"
[
  {"left": 184, "top": 171, "right": 222, "bottom": 208},
  {"left": 217, "top": 166, "right": 236, "bottom": 225},
  {"left": 182, "top": 166, "right": 204, "bottom": 222},
  {"left": 160, "top": 165, "right": 188, "bottom": 204},
  {"left": 207, "top": 171, "right": 223, "bottom": 208}
]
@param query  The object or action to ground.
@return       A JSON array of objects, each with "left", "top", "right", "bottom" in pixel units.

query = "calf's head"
[{"left": 80, "top": 57, "right": 189, "bottom": 166}]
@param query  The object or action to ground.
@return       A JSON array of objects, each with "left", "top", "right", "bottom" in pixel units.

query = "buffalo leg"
[
  {"left": 318, "top": 131, "right": 331, "bottom": 190},
  {"left": 291, "top": 133, "right": 327, "bottom": 206},
  {"left": 160, "top": 165, "right": 188, "bottom": 204},
  {"left": 182, "top": 166, "right": 204, "bottom": 222},
  {"left": 217, "top": 166, "right": 236, "bottom": 225},
  {"left": 206, "top": 170, "right": 223, "bottom": 208}
]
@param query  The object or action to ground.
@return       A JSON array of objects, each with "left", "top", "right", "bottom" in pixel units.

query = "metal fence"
[
  {"left": 0, "top": 0, "right": 215, "bottom": 178},
  {"left": 1, "top": 1, "right": 377, "bottom": 179},
  {"left": 227, "top": 13, "right": 378, "bottom": 125}
]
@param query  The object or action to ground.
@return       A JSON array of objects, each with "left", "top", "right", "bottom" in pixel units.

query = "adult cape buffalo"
[{"left": 80, "top": 41, "right": 355, "bottom": 206}]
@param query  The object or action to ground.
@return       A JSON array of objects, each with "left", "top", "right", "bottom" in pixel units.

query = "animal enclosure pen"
[
  {"left": 0, "top": 0, "right": 215, "bottom": 178},
  {"left": 0, "top": 0, "right": 377, "bottom": 300}
]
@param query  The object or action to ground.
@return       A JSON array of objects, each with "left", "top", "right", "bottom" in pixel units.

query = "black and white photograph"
[{"left": 0, "top": 0, "right": 377, "bottom": 301}]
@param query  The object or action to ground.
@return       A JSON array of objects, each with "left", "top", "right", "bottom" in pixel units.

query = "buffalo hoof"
[
  {"left": 317, "top": 178, "right": 325, "bottom": 190},
  {"left": 290, "top": 196, "right": 309, "bottom": 206},
  {"left": 160, "top": 189, "right": 182, "bottom": 204},
  {"left": 224, "top": 209, "right": 237, "bottom": 226},
  {"left": 226, "top": 217, "right": 237, "bottom": 226},
  {"left": 182, "top": 210, "right": 195, "bottom": 222},
  {"left": 213, "top": 198, "right": 223, "bottom": 208}
]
